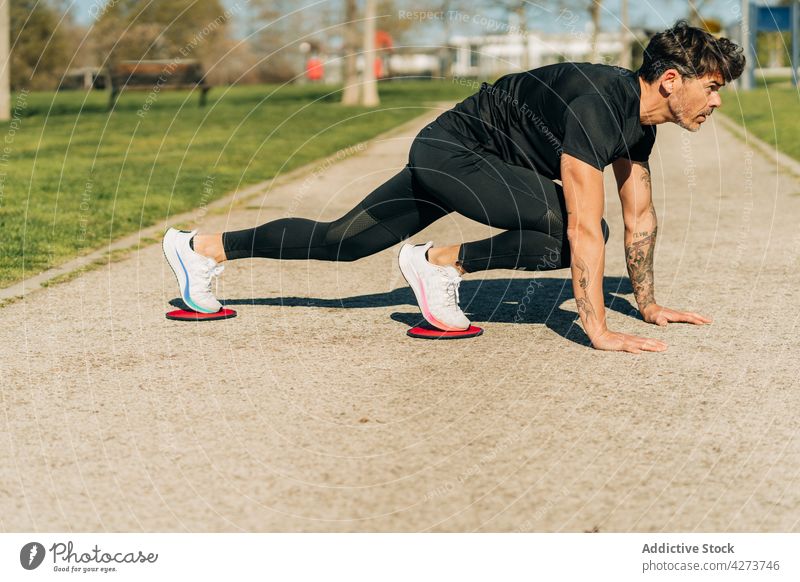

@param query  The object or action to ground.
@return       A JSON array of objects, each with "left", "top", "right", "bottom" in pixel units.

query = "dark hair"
[{"left": 638, "top": 20, "right": 745, "bottom": 83}]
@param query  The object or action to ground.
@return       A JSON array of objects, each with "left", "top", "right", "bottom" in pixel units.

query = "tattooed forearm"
[
  {"left": 574, "top": 257, "right": 596, "bottom": 319},
  {"left": 625, "top": 213, "right": 657, "bottom": 311}
]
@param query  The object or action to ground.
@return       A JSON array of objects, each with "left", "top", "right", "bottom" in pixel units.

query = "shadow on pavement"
[{"left": 170, "top": 276, "right": 637, "bottom": 347}]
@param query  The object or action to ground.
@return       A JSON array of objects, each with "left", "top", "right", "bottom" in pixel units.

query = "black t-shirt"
[{"left": 435, "top": 62, "right": 657, "bottom": 180}]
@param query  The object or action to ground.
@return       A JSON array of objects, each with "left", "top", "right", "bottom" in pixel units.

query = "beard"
[{"left": 668, "top": 95, "right": 709, "bottom": 132}]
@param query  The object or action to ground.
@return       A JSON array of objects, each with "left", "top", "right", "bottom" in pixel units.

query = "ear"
[{"left": 659, "top": 68, "right": 681, "bottom": 96}]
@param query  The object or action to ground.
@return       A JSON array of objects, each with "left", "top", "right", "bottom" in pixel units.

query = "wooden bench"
[{"left": 107, "top": 59, "right": 211, "bottom": 110}]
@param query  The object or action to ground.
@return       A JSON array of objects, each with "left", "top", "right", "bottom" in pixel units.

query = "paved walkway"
[{"left": 2, "top": 108, "right": 799, "bottom": 532}]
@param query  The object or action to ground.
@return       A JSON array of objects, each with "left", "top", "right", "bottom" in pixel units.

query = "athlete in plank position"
[{"left": 163, "top": 21, "right": 744, "bottom": 353}]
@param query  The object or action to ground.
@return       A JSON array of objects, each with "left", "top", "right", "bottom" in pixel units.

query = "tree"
[
  {"left": 556, "top": 0, "right": 603, "bottom": 63},
  {"left": 362, "top": 0, "right": 379, "bottom": 105},
  {"left": 588, "top": 0, "right": 601, "bottom": 62},
  {"left": 341, "top": 0, "right": 360, "bottom": 104},
  {"left": 1, "top": 0, "right": 9, "bottom": 120},
  {"left": 687, "top": 0, "right": 715, "bottom": 28},
  {"left": 487, "top": 0, "right": 532, "bottom": 71},
  {"left": 92, "top": 0, "right": 228, "bottom": 65},
  {"left": 619, "top": 0, "right": 631, "bottom": 69},
  {"left": 9, "top": 0, "right": 70, "bottom": 90},
  {"left": 247, "top": 0, "right": 322, "bottom": 83},
  {"left": 435, "top": 0, "right": 457, "bottom": 77}
]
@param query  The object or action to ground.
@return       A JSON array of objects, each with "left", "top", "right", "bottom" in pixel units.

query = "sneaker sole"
[
  {"left": 162, "top": 230, "right": 218, "bottom": 314},
  {"left": 398, "top": 244, "right": 468, "bottom": 332}
]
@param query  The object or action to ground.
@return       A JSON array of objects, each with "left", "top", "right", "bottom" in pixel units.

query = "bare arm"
[
  {"left": 613, "top": 159, "right": 658, "bottom": 313},
  {"left": 613, "top": 158, "right": 712, "bottom": 327},
  {"left": 562, "top": 154, "right": 666, "bottom": 353},
  {"left": 561, "top": 154, "right": 608, "bottom": 339}
]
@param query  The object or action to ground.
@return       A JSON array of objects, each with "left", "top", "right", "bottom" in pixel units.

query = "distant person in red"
[{"left": 306, "top": 57, "right": 323, "bottom": 82}]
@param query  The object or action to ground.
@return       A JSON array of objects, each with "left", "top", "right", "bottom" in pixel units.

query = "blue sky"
[{"left": 66, "top": 0, "right": 752, "bottom": 35}]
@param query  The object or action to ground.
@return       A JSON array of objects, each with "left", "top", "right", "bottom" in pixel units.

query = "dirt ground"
[{"left": 2, "top": 108, "right": 799, "bottom": 532}]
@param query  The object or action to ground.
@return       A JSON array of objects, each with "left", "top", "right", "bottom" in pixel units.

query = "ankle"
[
  {"left": 426, "top": 246, "right": 466, "bottom": 275},
  {"left": 192, "top": 233, "right": 226, "bottom": 263}
]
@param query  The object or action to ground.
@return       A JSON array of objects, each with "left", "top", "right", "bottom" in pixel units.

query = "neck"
[{"left": 638, "top": 76, "right": 670, "bottom": 125}]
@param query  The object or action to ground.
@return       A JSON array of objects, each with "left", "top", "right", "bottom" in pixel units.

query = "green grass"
[
  {"left": 724, "top": 81, "right": 800, "bottom": 161},
  {"left": 0, "top": 80, "right": 473, "bottom": 288}
]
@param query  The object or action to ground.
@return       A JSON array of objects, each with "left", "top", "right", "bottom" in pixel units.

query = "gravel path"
[{"left": 2, "top": 109, "right": 799, "bottom": 532}]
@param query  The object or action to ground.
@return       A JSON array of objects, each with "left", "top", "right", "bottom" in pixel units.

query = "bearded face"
[{"left": 667, "top": 73, "right": 724, "bottom": 132}]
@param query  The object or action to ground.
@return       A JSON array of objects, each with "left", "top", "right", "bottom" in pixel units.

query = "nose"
[{"left": 709, "top": 92, "right": 722, "bottom": 109}]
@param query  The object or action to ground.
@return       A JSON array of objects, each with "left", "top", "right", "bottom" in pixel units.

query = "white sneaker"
[
  {"left": 398, "top": 241, "right": 470, "bottom": 331},
  {"left": 162, "top": 228, "right": 224, "bottom": 313}
]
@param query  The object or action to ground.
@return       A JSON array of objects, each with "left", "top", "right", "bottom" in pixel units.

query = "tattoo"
[
  {"left": 633, "top": 160, "right": 651, "bottom": 188},
  {"left": 576, "top": 257, "right": 590, "bottom": 290},
  {"left": 625, "top": 204, "right": 657, "bottom": 311},
  {"left": 575, "top": 297, "right": 596, "bottom": 320},
  {"left": 574, "top": 258, "right": 596, "bottom": 320}
]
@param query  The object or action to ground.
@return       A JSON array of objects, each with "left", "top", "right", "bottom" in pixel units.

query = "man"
[{"left": 163, "top": 20, "right": 744, "bottom": 353}]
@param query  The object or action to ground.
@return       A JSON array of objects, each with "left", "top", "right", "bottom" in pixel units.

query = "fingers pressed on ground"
[
  {"left": 680, "top": 311, "right": 712, "bottom": 324},
  {"left": 642, "top": 339, "right": 667, "bottom": 351},
  {"left": 642, "top": 344, "right": 666, "bottom": 352}
]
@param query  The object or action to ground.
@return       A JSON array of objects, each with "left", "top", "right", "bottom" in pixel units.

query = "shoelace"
[
  {"left": 199, "top": 260, "right": 225, "bottom": 294},
  {"left": 443, "top": 273, "right": 462, "bottom": 307}
]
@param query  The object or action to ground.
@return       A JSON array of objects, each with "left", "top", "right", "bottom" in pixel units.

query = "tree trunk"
[
  {"left": 517, "top": 1, "right": 529, "bottom": 70},
  {"left": 688, "top": 0, "right": 715, "bottom": 28},
  {"left": 0, "top": 0, "right": 9, "bottom": 121},
  {"left": 688, "top": 1, "right": 702, "bottom": 27},
  {"left": 362, "top": 0, "right": 379, "bottom": 106},
  {"left": 589, "top": 0, "right": 601, "bottom": 63},
  {"left": 619, "top": 0, "right": 632, "bottom": 69},
  {"left": 439, "top": 0, "right": 452, "bottom": 78},
  {"left": 341, "top": 0, "right": 360, "bottom": 105}
]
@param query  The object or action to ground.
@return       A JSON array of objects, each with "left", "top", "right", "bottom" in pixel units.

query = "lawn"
[
  {"left": 723, "top": 80, "right": 800, "bottom": 161},
  {"left": 0, "top": 80, "right": 473, "bottom": 288}
]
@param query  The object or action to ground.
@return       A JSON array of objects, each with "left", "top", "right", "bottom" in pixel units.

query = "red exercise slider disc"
[
  {"left": 166, "top": 308, "right": 237, "bottom": 321},
  {"left": 407, "top": 323, "right": 483, "bottom": 340}
]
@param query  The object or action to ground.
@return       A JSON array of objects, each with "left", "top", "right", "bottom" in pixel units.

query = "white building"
[{"left": 451, "top": 31, "right": 633, "bottom": 78}]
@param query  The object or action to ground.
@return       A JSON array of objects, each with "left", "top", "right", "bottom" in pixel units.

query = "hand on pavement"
[
  {"left": 591, "top": 329, "right": 668, "bottom": 354},
  {"left": 641, "top": 304, "right": 713, "bottom": 327}
]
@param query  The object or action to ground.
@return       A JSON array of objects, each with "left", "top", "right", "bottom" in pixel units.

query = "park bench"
[{"left": 107, "top": 59, "right": 211, "bottom": 110}]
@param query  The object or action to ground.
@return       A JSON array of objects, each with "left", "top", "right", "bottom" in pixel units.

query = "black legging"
[{"left": 222, "top": 120, "right": 608, "bottom": 273}]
